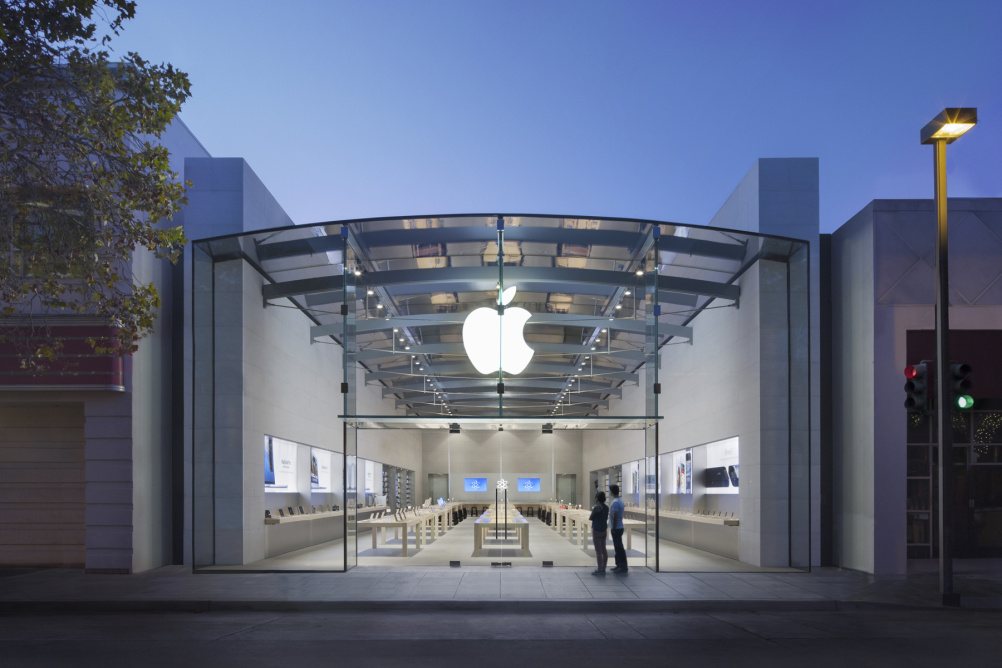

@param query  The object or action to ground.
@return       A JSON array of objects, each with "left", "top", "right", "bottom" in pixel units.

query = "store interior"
[{"left": 202, "top": 427, "right": 787, "bottom": 573}]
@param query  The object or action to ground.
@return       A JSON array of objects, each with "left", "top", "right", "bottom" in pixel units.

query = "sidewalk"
[{"left": 2, "top": 560, "right": 1000, "bottom": 613}]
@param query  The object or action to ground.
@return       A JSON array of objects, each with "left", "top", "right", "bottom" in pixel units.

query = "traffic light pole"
[{"left": 933, "top": 138, "right": 958, "bottom": 606}]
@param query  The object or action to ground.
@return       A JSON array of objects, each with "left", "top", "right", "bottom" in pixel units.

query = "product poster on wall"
[
  {"left": 705, "top": 437, "right": 739, "bottom": 494},
  {"left": 364, "top": 460, "right": 374, "bottom": 493},
  {"left": 265, "top": 436, "right": 297, "bottom": 493},
  {"left": 622, "top": 460, "right": 638, "bottom": 495},
  {"left": 311, "top": 448, "right": 331, "bottom": 490},
  {"left": 671, "top": 449, "right": 692, "bottom": 495},
  {"left": 265, "top": 437, "right": 275, "bottom": 485}
]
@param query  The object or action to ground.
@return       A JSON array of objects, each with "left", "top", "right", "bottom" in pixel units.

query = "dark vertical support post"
[
  {"left": 933, "top": 139, "right": 958, "bottom": 606},
  {"left": 495, "top": 488, "right": 499, "bottom": 540},
  {"left": 497, "top": 215, "right": 504, "bottom": 419}
]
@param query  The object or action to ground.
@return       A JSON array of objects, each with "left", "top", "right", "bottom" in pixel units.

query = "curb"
[{"left": 0, "top": 599, "right": 849, "bottom": 614}]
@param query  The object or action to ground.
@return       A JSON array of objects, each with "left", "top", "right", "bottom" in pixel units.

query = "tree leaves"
[{"left": 1, "top": 0, "right": 190, "bottom": 359}]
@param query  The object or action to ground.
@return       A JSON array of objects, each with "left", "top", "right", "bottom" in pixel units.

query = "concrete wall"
[
  {"left": 77, "top": 120, "right": 211, "bottom": 573},
  {"left": 708, "top": 158, "right": 821, "bottom": 567},
  {"left": 658, "top": 262, "right": 773, "bottom": 563},
  {"left": 422, "top": 430, "right": 583, "bottom": 504},
  {"left": 357, "top": 368, "right": 422, "bottom": 477}
]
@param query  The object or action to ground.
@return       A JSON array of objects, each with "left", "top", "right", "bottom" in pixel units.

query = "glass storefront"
[{"left": 192, "top": 215, "right": 810, "bottom": 573}]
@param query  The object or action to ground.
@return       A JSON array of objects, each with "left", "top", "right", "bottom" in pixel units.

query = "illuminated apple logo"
[{"left": 462, "top": 286, "right": 534, "bottom": 374}]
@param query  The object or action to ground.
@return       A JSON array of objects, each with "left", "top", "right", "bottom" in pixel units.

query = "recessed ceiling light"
[
  {"left": 354, "top": 269, "right": 362, "bottom": 276},
  {"left": 367, "top": 289, "right": 374, "bottom": 295},
  {"left": 615, "top": 304, "right": 622, "bottom": 310},
  {"left": 601, "top": 328, "right": 607, "bottom": 333},
  {"left": 405, "top": 345, "right": 410, "bottom": 350},
  {"left": 393, "top": 328, "right": 399, "bottom": 333},
  {"left": 624, "top": 290, "right": 631, "bottom": 296},
  {"left": 591, "top": 347, "right": 596, "bottom": 351},
  {"left": 635, "top": 269, "right": 644, "bottom": 276},
  {"left": 376, "top": 303, "right": 383, "bottom": 309}
]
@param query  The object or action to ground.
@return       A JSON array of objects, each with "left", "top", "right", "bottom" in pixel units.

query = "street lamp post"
[{"left": 920, "top": 108, "right": 977, "bottom": 607}]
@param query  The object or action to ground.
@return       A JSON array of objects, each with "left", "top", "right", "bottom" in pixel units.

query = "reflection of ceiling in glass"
[{"left": 196, "top": 214, "right": 807, "bottom": 422}]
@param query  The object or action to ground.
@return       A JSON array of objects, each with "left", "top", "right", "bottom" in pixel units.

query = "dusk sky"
[{"left": 115, "top": 0, "right": 1002, "bottom": 234}]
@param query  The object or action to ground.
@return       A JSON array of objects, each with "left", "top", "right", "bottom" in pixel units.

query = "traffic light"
[
  {"left": 904, "top": 363, "right": 929, "bottom": 413},
  {"left": 950, "top": 362, "right": 973, "bottom": 409}
]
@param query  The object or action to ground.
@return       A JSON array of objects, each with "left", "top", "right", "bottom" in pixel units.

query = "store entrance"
[{"left": 352, "top": 428, "right": 650, "bottom": 569}]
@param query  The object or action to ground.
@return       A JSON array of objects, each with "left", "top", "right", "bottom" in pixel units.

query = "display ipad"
[
  {"left": 705, "top": 466, "right": 730, "bottom": 488},
  {"left": 518, "top": 478, "right": 540, "bottom": 492},
  {"left": 464, "top": 478, "right": 488, "bottom": 492}
]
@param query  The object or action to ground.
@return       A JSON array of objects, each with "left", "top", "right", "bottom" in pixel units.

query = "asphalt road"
[{"left": 2, "top": 609, "right": 1001, "bottom": 667}]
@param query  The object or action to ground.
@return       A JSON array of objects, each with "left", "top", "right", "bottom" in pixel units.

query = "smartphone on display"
[
  {"left": 705, "top": 466, "right": 730, "bottom": 488},
  {"left": 728, "top": 465, "right": 739, "bottom": 487},
  {"left": 265, "top": 439, "right": 276, "bottom": 485}
]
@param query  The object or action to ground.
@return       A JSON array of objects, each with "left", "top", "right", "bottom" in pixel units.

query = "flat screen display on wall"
[
  {"left": 670, "top": 448, "right": 692, "bottom": 495},
  {"left": 704, "top": 437, "right": 739, "bottom": 495},
  {"left": 265, "top": 436, "right": 297, "bottom": 493},
  {"left": 518, "top": 478, "right": 540, "bottom": 492},
  {"left": 311, "top": 448, "right": 331, "bottom": 490},
  {"left": 464, "top": 478, "right": 488, "bottom": 492}
]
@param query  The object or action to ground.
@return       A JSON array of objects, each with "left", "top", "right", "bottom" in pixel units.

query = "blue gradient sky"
[{"left": 116, "top": 0, "right": 1002, "bottom": 233}]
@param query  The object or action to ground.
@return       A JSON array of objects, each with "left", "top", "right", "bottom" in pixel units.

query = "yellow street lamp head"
[{"left": 921, "top": 108, "right": 977, "bottom": 144}]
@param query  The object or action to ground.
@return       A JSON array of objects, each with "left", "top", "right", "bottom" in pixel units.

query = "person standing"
[
  {"left": 589, "top": 491, "right": 609, "bottom": 575},
  {"left": 609, "top": 484, "right": 627, "bottom": 573}
]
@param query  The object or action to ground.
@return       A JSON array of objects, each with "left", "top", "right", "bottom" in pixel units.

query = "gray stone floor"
[
  {"left": 2, "top": 558, "right": 1002, "bottom": 611},
  {"left": 209, "top": 517, "right": 795, "bottom": 572}
]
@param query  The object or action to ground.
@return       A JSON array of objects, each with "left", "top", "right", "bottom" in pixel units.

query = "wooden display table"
[
  {"left": 472, "top": 504, "right": 530, "bottom": 557},
  {"left": 357, "top": 514, "right": 428, "bottom": 556}
]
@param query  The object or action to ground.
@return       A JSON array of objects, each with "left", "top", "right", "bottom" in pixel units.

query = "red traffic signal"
[{"left": 904, "top": 362, "right": 929, "bottom": 413}]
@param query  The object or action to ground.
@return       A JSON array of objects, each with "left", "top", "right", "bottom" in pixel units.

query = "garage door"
[{"left": 0, "top": 404, "right": 85, "bottom": 567}]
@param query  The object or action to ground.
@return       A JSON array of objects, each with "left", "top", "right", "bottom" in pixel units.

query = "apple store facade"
[{"left": 191, "top": 214, "right": 811, "bottom": 573}]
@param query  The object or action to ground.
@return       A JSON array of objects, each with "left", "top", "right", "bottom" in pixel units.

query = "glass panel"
[
  {"left": 645, "top": 427, "right": 658, "bottom": 571},
  {"left": 907, "top": 445, "right": 931, "bottom": 477},
  {"left": 974, "top": 411, "right": 1002, "bottom": 444},
  {"left": 907, "top": 478, "right": 932, "bottom": 511},
  {"left": 907, "top": 412, "right": 932, "bottom": 443},
  {"left": 952, "top": 411, "right": 971, "bottom": 444},
  {"left": 344, "top": 425, "right": 357, "bottom": 570},
  {"left": 189, "top": 215, "right": 811, "bottom": 573},
  {"left": 973, "top": 445, "right": 1002, "bottom": 464},
  {"left": 342, "top": 227, "right": 357, "bottom": 570}
]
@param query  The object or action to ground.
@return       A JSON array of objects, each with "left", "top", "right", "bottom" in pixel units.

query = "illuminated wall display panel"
[
  {"left": 625, "top": 461, "right": 639, "bottom": 495},
  {"left": 670, "top": 449, "right": 692, "bottom": 495},
  {"left": 464, "top": 477, "right": 488, "bottom": 492},
  {"left": 311, "top": 447, "right": 332, "bottom": 491},
  {"left": 704, "top": 437, "right": 739, "bottom": 495},
  {"left": 364, "top": 460, "right": 374, "bottom": 493},
  {"left": 265, "top": 436, "right": 297, "bottom": 493},
  {"left": 518, "top": 477, "right": 541, "bottom": 492}
]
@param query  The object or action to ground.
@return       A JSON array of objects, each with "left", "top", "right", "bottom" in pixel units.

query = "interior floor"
[{"left": 207, "top": 517, "right": 796, "bottom": 573}]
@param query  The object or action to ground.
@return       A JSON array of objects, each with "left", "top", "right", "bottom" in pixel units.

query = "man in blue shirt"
[{"left": 608, "top": 484, "right": 627, "bottom": 573}]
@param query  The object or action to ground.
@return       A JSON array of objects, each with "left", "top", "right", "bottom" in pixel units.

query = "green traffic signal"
[{"left": 956, "top": 395, "right": 974, "bottom": 410}]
